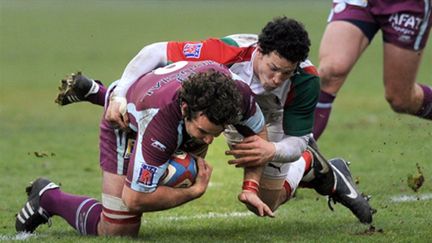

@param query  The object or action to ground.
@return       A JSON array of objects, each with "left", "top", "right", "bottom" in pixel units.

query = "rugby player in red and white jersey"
[
  {"left": 55, "top": 17, "right": 374, "bottom": 224},
  {"left": 16, "top": 60, "right": 272, "bottom": 237}
]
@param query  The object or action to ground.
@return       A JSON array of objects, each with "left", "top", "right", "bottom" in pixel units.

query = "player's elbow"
[
  {"left": 122, "top": 195, "right": 142, "bottom": 214},
  {"left": 122, "top": 189, "right": 162, "bottom": 213},
  {"left": 122, "top": 189, "right": 150, "bottom": 213}
]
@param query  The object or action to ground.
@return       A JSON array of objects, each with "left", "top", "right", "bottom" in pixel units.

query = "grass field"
[{"left": 1, "top": 0, "right": 431, "bottom": 242}]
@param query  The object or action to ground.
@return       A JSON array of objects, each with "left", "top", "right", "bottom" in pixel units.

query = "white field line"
[
  {"left": 1, "top": 183, "right": 233, "bottom": 240},
  {"left": 208, "top": 182, "right": 223, "bottom": 188},
  {"left": 0, "top": 232, "right": 38, "bottom": 241},
  {"left": 390, "top": 193, "right": 432, "bottom": 203},
  {"left": 1, "top": 212, "right": 254, "bottom": 240},
  {"left": 5, "top": 193, "right": 431, "bottom": 240},
  {"left": 147, "top": 193, "right": 432, "bottom": 222},
  {"left": 144, "top": 211, "right": 254, "bottom": 223}
]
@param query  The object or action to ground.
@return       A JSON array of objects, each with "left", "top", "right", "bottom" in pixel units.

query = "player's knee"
[
  {"left": 259, "top": 178, "right": 287, "bottom": 211},
  {"left": 318, "top": 63, "right": 349, "bottom": 91},
  {"left": 258, "top": 193, "right": 279, "bottom": 212},
  {"left": 385, "top": 92, "right": 412, "bottom": 113},
  {"left": 121, "top": 196, "right": 142, "bottom": 214},
  {"left": 101, "top": 193, "right": 142, "bottom": 227}
]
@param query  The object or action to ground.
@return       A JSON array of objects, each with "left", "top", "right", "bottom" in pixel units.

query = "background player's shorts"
[{"left": 328, "top": 0, "right": 432, "bottom": 50}]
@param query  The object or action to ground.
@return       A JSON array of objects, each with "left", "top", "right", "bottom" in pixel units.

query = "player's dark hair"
[
  {"left": 258, "top": 16, "right": 310, "bottom": 63},
  {"left": 179, "top": 70, "right": 242, "bottom": 126}
]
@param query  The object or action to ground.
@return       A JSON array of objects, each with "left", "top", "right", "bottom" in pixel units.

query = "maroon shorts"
[
  {"left": 99, "top": 82, "right": 135, "bottom": 176},
  {"left": 328, "top": 0, "right": 432, "bottom": 50},
  {"left": 99, "top": 116, "right": 136, "bottom": 175}
]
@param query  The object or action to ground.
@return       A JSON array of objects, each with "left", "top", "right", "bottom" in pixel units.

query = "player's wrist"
[
  {"left": 189, "top": 184, "right": 206, "bottom": 199},
  {"left": 109, "top": 96, "right": 127, "bottom": 115},
  {"left": 268, "top": 142, "right": 277, "bottom": 161},
  {"left": 111, "top": 84, "right": 128, "bottom": 98},
  {"left": 242, "top": 179, "right": 259, "bottom": 194}
]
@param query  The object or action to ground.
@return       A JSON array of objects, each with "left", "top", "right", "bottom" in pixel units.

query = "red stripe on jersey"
[
  {"left": 167, "top": 38, "right": 255, "bottom": 65},
  {"left": 283, "top": 64, "right": 318, "bottom": 108},
  {"left": 303, "top": 65, "right": 319, "bottom": 76},
  {"left": 284, "top": 82, "right": 296, "bottom": 107}
]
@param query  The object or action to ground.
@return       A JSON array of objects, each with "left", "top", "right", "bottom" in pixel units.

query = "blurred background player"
[
  {"left": 55, "top": 17, "right": 374, "bottom": 224},
  {"left": 314, "top": 0, "right": 432, "bottom": 139},
  {"left": 16, "top": 60, "right": 270, "bottom": 237}
]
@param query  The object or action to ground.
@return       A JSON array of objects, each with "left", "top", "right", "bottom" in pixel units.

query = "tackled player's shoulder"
[
  {"left": 292, "top": 59, "right": 320, "bottom": 94},
  {"left": 299, "top": 59, "right": 319, "bottom": 77}
]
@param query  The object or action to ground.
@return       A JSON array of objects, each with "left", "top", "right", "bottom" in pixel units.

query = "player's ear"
[
  {"left": 256, "top": 45, "right": 263, "bottom": 54},
  {"left": 255, "top": 46, "right": 265, "bottom": 60},
  {"left": 180, "top": 102, "right": 189, "bottom": 118}
]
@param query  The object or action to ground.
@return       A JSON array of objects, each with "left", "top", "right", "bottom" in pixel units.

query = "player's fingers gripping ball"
[{"left": 159, "top": 150, "right": 198, "bottom": 188}]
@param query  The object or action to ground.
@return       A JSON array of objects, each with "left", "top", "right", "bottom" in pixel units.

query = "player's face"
[
  {"left": 253, "top": 50, "right": 298, "bottom": 91},
  {"left": 184, "top": 112, "right": 224, "bottom": 145}
]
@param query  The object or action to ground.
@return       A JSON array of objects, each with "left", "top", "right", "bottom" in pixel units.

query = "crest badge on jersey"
[
  {"left": 183, "top": 43, "right": 203, "bottom": 58},
  {"left": 138, "top": 164, "right": 158, "bottom": 186}
]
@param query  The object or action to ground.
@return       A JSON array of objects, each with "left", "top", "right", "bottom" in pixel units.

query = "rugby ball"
[{"left": 159, "top": 151, "right": 198, "bottom": 188}]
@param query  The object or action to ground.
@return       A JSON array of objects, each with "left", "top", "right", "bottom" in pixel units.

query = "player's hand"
[
  {"left": 191, "top": 157, "right": 213, "bottom": 198},
  {"left": 226, "top": 135, "right": 275, "bottom": 167},
  {"left": 105, "top": 96, "right": 129, "bottom": 129},
  {"left": 238, "top": 191, "right": 274, "bottom": 217}
]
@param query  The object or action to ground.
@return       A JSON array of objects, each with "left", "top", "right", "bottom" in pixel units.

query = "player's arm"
[
  {"left": 113, "top": 42, "right": 169, "bottom": 98},
  {"left": 222, "top": 81, "right": 273, "bottom": 216},
  {"left": 225, "top": 124, "right": 274, "bottom": 217},
  {"left": 121, "top": 115, "right": 212, "bottom": 213},
  {"left": 106, "top": 38, "right": 244, "bottom": 129},
  {"left": 228, "top": 71, "right": 320, "bottom": 165},
  {"left": 228, "top": 134, "right": 310, "bottom": 165},
  {"left": 122, "top": 156, "right": 212, "bottom": 213},
  {"left": 223, "top": 77, "right": 275, "bottom": 167},
  {"left": 238, "top": 127, "right": 274, "bottom": 217},
  {"left": 106, "top": 42, "right": 169, "bottom": 128},
  {"left": 110, "top": 38, "right": 243, "bottom": 103},
  {"left": 274, "top": 71, "right": 320, "bottom": 161},
  {"left": 225, "top": 78, "right": 273, "bottom": 167}
]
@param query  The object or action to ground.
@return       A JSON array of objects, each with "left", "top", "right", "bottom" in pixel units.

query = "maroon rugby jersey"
[{"left": 124, "top": 60, "right": 260, "bottom": 192}]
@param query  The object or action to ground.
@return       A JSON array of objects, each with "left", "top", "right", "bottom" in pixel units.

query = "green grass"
[{"left": 1, "top": 0, "right": 431, "bottom": 242}]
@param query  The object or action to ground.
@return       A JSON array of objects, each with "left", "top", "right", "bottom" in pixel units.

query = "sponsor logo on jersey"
[
  {"left": 183, "top": 43, "right": 203, "bottom": 58},
  {"left": 151, "top": 138, "right": 166, "bottom": 152},
  {"left": 389, "top": 13, "right": 422, "bottom": 36},
  {"left": 138, "top": 164, "right": 158, "bottom": 186}
]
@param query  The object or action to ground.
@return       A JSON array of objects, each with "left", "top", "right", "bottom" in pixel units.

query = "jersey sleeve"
[
  {"left": 167, "top": 38, "right": 254, "bottom": 66},
  {"left": 114, "top": 42, "right": 168, "bottom": 98},
  {"left": 282, "top": 71, "right": 320, "bottom": 136},
  {"left": 127, "top": 107, "right": 180, "bottom": 193},
  {"left": 232, "top": 79, "right": 265, "bottom": 136}
]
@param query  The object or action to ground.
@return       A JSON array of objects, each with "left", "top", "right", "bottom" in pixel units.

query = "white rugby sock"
[{"left": 284, "top": 157, "right": 306, "bottom": 197}]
